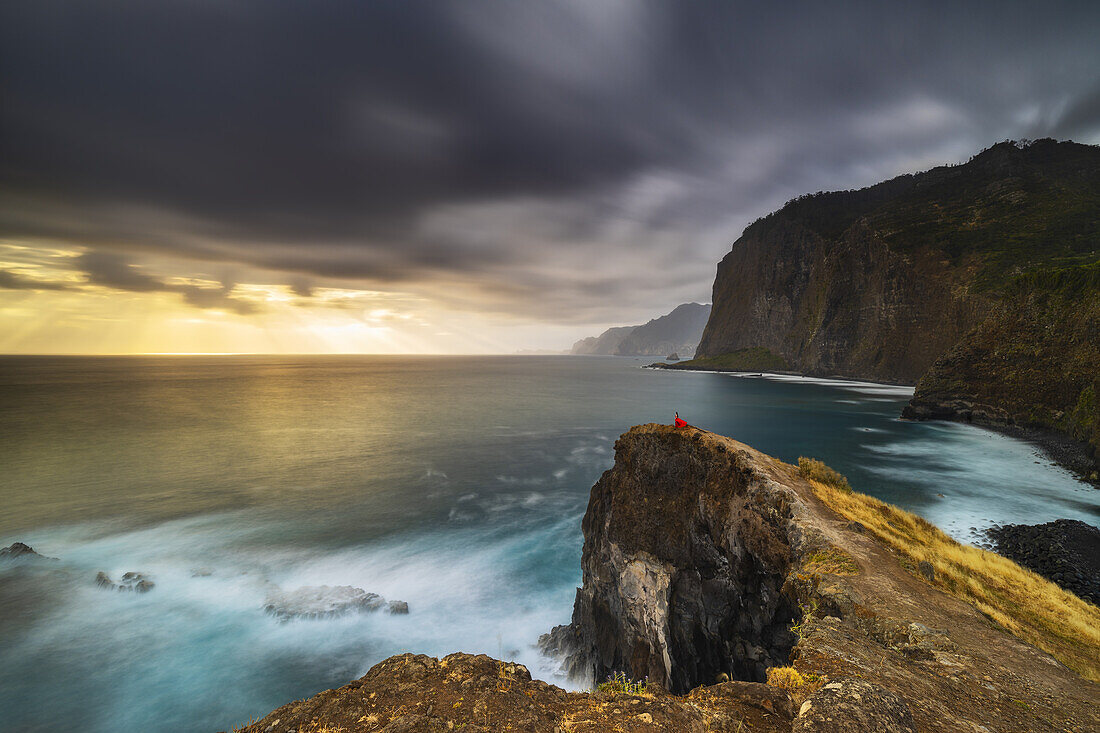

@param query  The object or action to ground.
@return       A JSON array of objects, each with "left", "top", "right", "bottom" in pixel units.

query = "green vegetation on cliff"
[
  {"left": 763, "top": 139, "right": 1100, "bottom": 290},
  {"left": 670, "top": 347, "right": 788, "bottom": 371},
  {"left": 909, "top": 259, "right": 1100, "bottom": 465}
]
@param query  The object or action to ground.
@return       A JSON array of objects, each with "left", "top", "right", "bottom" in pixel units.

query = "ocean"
[{"left": 1, "top": 355, "right": 1095, "bottom": 732}]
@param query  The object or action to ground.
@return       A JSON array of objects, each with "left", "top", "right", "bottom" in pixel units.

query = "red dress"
[{"left": 674, "top": 416, "right": 688, "bottom": 427}]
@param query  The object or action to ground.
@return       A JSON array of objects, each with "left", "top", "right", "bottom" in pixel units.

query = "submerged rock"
[
  {"left": 95, "top": 571, "right": 155, "bottom": 592},
  {"left": 0, "top": 542, "right": 59, "bottom": 563},
  {"left": 263, "top": 585, "right": 407, "bottom": 621}
]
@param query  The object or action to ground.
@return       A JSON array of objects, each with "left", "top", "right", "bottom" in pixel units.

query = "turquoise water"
[{"left": 0, "top": 355, "right": 1095, "bottom": 732}]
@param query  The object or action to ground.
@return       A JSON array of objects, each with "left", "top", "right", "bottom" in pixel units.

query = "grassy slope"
[{"left": 800, "top": 460, "right": 1100, "bottom": 682}]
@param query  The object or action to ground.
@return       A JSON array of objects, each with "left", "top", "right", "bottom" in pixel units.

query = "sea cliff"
[
  {"left": 231, "top": 425, "right": 1100, "bottom": 733},
  {"left": 688, "top": 139, "right": 1100, "bottom": 476}
]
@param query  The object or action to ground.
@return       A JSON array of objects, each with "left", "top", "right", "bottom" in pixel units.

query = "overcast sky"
[{"left": 2, "top": 1, "right": 1099, "bottom": 353}]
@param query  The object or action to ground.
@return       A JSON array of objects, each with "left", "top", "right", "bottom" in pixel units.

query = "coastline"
[
  {"left": 649, "top": 362, "right": 1099, "bottom": 486},
  {"left": 232, "top": 425, "right": 1100, "bottom": 733},
  {"left": 645, "top": 361, "right": 917, "bottom": 388},
  {"left": 935, "top": 415, "right": 1099, "bottom": 487}
]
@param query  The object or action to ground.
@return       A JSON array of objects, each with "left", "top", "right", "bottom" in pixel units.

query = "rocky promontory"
[{"left": 232, "top": 425, "right": 1100, "bottom": 732}]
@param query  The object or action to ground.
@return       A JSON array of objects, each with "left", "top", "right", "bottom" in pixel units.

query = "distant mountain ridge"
[
  {"left": 571, "top": 303, "right": 711, "bottom": 357},
  {"left": 570, "top": 326, "right": 638, "bottom": 356}
]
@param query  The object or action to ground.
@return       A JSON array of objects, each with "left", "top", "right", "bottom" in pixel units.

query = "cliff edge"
[{"left": 232, "top": 425, "right": 1099, "bottom": 733}]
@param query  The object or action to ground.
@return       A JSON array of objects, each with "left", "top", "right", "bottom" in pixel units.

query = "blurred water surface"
[{"left": 1, "top": 355, "right": 1095, "bottom": 732}]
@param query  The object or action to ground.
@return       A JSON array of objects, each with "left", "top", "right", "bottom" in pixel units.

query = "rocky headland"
[
  {"left": 673, "top": 139, "right": 1099, "bottom": 479},
  {"left": 231, "top": 425, "right": 1100, "bottom": 732}
]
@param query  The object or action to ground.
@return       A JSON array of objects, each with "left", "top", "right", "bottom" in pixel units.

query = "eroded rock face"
[
  {"left": 262, "top": 585, "right": 407, "bottom": 621},
  {"left": 697, "top": 216, "right": 989, "bottom": 384},
  {"left": 548, "top": 425, "right": 801, "bottom": 692},
  {"left": 230, "top": 652, "right": 796, "bottom": 733}
]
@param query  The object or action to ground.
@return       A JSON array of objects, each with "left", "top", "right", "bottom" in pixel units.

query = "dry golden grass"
[
  {"left": 798, "top": 457, "right": 852, "bottom": 493},
  {"left": 765, "top": 666, "right": 825, "bottom": 702},
  {"left": 802, "top": 546, "right": 860, "bottom": 575},
  {"left": 804, "top": 469, "right": 1100, "bottom": 682}
]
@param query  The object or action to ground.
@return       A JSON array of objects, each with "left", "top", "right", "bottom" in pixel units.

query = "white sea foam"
[
  {"left": 729, "top": 372, "right": 916, "bottom": 397},
  {"left": 1, "top": 505, "right": 588, "bottom": 731},
  {"left": 856, "top": 423, "right": 1097, "bottom": 544}
]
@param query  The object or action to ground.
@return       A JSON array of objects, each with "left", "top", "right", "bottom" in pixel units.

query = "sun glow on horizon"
[{"left": 0, "top": 242, "right": 592, "bottom": 355}]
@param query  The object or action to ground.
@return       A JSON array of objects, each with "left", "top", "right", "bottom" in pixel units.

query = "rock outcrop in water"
[
  {"left": 0, "top": 542, "right": 58, "bottom": 563},
  {"left": 234, "top": 425, "right": 1100, "bottom": 733},
  {"left": 95, "top": 570, "right": 155, "bottom": 592},
  {"left": 262, "top": 585, "right": 408, "bottom": 621}
]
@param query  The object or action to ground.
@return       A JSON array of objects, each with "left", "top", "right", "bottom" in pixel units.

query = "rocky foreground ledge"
[{"left": 232, "top": 425, "right": 1099, "bottom": 733}]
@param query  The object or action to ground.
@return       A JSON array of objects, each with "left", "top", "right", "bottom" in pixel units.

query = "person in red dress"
[{"left": 674, "top": 411, "right": 688, "bottom": 428}]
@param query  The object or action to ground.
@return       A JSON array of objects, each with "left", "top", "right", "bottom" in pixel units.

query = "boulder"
[
  {"left": 0, "top": 542, "right": 59, "bottom": 563},
  {"left": 95, "top": 571, "right": 155, "bottom": 592},
  {"left": 263, "top": 585, "right": 396, "bottom": 621},
  {"left": 987, "top": 519, "right": 1100, "bottom": 604}
]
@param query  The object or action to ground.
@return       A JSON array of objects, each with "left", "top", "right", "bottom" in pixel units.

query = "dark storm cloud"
[
  {"left": 78, "top": 251, "right": 164, "bottom": 292},
  {"left": 77, "top": 251, "right": 259, "bottom": 314},
  {"left": 2, "top": 1, "right": 1099, "bottom": 321},
  {"left": 1053, "top": 82, "right": 1100, "bottom": 141}
]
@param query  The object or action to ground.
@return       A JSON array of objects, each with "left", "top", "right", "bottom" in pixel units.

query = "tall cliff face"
[
  {"left": 697, "top": 218, "right": 987, "bottom": 383},
  {"left": 555, "top": 425, "right": 801, "bottom": 693},
  {"left": 696, "top": 139, "right": 1100, "bottom": 385}
]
